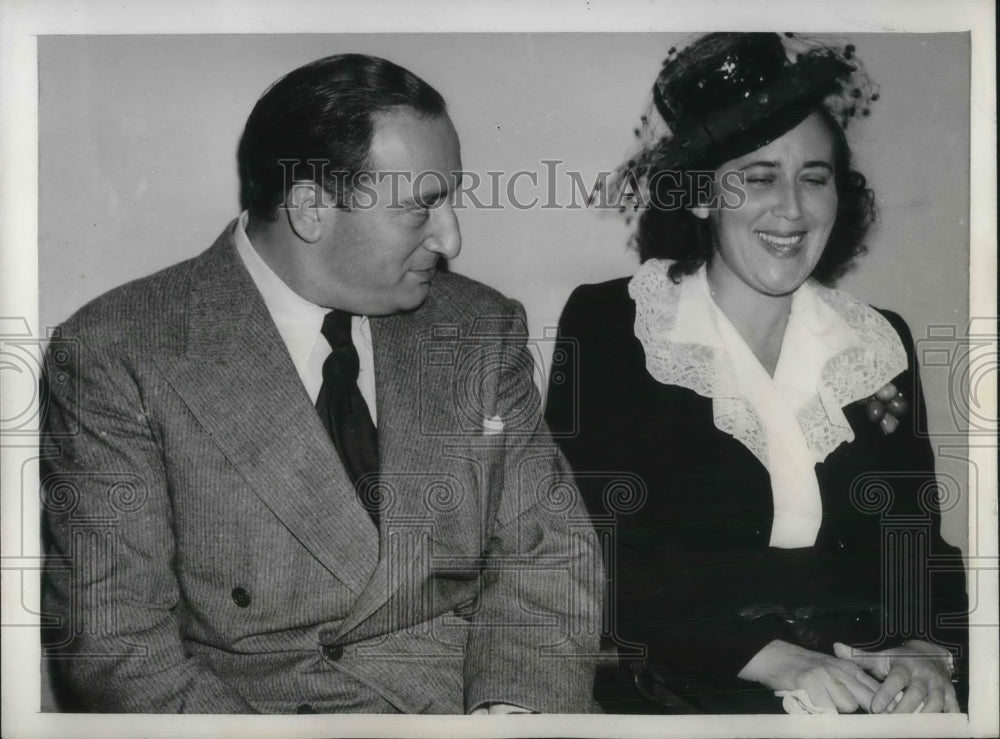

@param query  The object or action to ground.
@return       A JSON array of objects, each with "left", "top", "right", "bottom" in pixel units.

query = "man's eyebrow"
[{"left": 400, "top": 188, "right": 448, "bottom": 206}]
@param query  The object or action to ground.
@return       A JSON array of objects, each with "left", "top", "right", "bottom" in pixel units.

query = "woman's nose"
[{"left": 772, "top": 180, "right": 803, "bottom": 220}]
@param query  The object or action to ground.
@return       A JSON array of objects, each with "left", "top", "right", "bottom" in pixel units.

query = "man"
[{"left": 41, "top": 53, "right": 602, "bottom": 714}]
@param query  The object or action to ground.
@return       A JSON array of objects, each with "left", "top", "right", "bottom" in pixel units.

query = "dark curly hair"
[{"left": 635, "top": 106, "right": 876, "bottom": 286}]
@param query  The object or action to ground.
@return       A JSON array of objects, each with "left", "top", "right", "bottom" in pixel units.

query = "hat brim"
[{"left": 656, "top": 55, "right": 851, "bottom": 170}]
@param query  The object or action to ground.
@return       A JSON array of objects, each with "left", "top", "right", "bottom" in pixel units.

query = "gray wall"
[{"left": 39, "top": 33, "right": 970, "bottom": 550}]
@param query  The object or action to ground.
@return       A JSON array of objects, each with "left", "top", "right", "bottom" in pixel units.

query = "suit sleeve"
[
  {"left": 462, "top": 300, "right": 604, "bottom": 714},
  {"left": 41, "top": 334, "right": 255, "bottom": 713}
]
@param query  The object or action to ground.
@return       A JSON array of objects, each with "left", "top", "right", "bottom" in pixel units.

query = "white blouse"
[{"left": 629, "top": 260, "right": 908, "bottom": 548}]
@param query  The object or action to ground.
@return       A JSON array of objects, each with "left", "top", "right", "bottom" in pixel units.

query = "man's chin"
[
  {"left": 399, "top": 287, "right": 432, "bottom": 312},
  {"left": 365, "top": 286, "right": 431, "bottom": 316}
]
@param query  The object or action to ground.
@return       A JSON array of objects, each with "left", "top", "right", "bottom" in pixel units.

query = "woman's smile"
[{"left": 756, "top": 230, "right": 806, "bottom": 250}]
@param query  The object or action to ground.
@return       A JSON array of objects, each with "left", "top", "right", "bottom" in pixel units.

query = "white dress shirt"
[{"left": 232, "top": 212, "right": 378, "bottom": 425}]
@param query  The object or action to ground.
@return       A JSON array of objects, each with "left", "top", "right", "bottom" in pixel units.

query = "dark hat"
[{"left": 649, "top": 33, "right": 872, "bottom": 169}]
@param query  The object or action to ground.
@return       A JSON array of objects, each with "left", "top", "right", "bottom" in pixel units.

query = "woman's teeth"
[{"left": 757, "top": 231, "right": 804, "bottom": 247}]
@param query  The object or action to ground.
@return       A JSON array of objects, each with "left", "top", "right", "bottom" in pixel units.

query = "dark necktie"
[{"left": 315, "top": 310, "right": 380, "bottom": 528}]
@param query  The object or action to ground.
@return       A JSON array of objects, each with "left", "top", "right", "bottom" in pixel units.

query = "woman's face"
[{"left": 698, "top": 112, "right": 838, "bottom": 301}]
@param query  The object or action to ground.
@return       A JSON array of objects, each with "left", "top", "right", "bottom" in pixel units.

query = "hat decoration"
[{"left": 606, "top": 33, "right": 878, "bottom": 220}]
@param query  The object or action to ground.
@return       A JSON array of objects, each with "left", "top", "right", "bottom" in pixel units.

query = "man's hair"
[{"left": 237, "top": 53, "right": 448, "bottom": 220}]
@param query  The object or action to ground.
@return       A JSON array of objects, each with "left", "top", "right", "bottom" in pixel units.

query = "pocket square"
[{"left": 482, "top": 415, "right": 504, "bottom": 435}]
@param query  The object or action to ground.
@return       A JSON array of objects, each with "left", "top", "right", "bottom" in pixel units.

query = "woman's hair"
[{"left": 634, "top": 106, "right": 876, "bottom": 286}]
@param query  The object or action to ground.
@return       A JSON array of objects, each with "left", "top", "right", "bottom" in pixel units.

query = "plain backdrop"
[{"left": 38, "top": 33, "right": 970, "bottom": 550}]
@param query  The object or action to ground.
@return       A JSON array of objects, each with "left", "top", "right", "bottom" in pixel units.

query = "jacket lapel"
[
  {"left": 159, "top": 226, "right": 379, "bottom": 595},
  {"left": 334, "top": 294, "right": 459, "bottom": 639}
]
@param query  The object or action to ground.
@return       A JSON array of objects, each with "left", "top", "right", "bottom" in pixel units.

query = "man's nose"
[{"left": 424, "top": 204, "right": 462, "bottom": 260}]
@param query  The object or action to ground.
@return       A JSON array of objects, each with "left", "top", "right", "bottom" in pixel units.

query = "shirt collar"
[
  {"left": 628, "top": 259, "right": 907, "bottom": 465},
  {"left": 232, "top": 211, "right": 370, "bottom": 369}
]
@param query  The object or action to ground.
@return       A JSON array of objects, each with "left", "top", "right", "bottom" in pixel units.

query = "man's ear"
[{"left": 284, "top": 182, "right": 328, "bottom": 243}]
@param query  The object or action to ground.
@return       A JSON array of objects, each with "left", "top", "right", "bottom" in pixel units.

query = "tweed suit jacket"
[{"left": 41, "top": 223, "right": 603, "bottom": 714}]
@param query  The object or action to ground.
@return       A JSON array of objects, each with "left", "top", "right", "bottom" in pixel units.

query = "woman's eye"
[
  {"left": 746, "top": 176, "right": 775, "bottom": 186},
  {"left": 803, "top": 176, "right": 831, "bottom": 186}
]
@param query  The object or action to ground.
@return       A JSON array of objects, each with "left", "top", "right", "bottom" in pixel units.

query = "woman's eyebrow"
[
  {"left": 737, "top": 160, "right": 834, "bottom": 171},
  {"left": 737, "top": 160, "right": 779, "bottom": 170}
]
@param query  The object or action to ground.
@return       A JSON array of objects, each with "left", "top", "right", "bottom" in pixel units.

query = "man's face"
[{"left": 301, "top": 109, "right": 463, "bottom": 315}]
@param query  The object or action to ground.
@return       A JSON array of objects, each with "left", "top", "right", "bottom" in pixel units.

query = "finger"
[
  {"left": 893, "top": 679, "right": 927, "bottom": 714},
  {"left": 844, "top": 662, "right": 882, "bottom": 694},
  {"left": 832, "top": 642, "right": 857, "bottom": 660},
  {"left": 920, "top": 687, "right": 944, "bottom": 713},
  {"left": 942, "top": 684, "right": 961, "bottom": 713},
  {"left": 801, "top": 671, "right": 839, "bottom": 712},
  {"left": 803, "top": 686, "right": 837, "bottom": 712},
  {"left": 841, "top": 677, "right": 876, "bottom": 712},
  {"left": 871, "top": 666, "right": 910, "bottom": 713},
  {"left": 826, "top": 679, "right": 862, "bottom": 714},
  {"left": 828, "top": 663, "right": 876, "bottom": 712},
  {"left": 834, "top": 642, "right": 890, "bottom": 679}
]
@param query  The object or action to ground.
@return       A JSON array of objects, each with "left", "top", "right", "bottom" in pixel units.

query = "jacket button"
[
  {"left": 231, "top": 587, "right": 251, "bottom": 608},
  {"left": 296, "top": 703, "right": 317, "bottom": 714},
  {"left": 321, "top": 643, "right": 344, "bottom": 661}
]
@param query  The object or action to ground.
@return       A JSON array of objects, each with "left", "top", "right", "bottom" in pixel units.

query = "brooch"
[{"left": 864, "top": 382, "right": 908, "bottom": 435}]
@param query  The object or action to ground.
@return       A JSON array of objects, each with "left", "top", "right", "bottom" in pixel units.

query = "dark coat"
[{"left": 545, "top": 277, "right": 967, "bottom": 714}]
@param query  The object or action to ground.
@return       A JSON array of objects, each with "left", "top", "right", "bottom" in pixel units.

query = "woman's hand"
[
  {"left": 833, "top": 641, "right": 959, "bottom": 713},
  {"left": 738, "top": 640, "right": 880, "bottom": 713}
]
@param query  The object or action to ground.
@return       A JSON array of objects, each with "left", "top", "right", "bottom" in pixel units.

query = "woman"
[{"left": 545, "top": 33, "right": 967, "bottom": 714}]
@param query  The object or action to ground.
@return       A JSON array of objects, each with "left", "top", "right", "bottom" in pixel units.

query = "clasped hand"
[
  {"left": 832, "top": 640, "right": 959, "bottom": 713},
  {"left": 738, "top": 639, "right": 957, "bottom": 713}
]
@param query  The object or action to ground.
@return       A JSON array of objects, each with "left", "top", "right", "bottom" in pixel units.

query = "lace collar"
[{"left": 628, "top": 259, "right": 908, "bottom": 468}]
